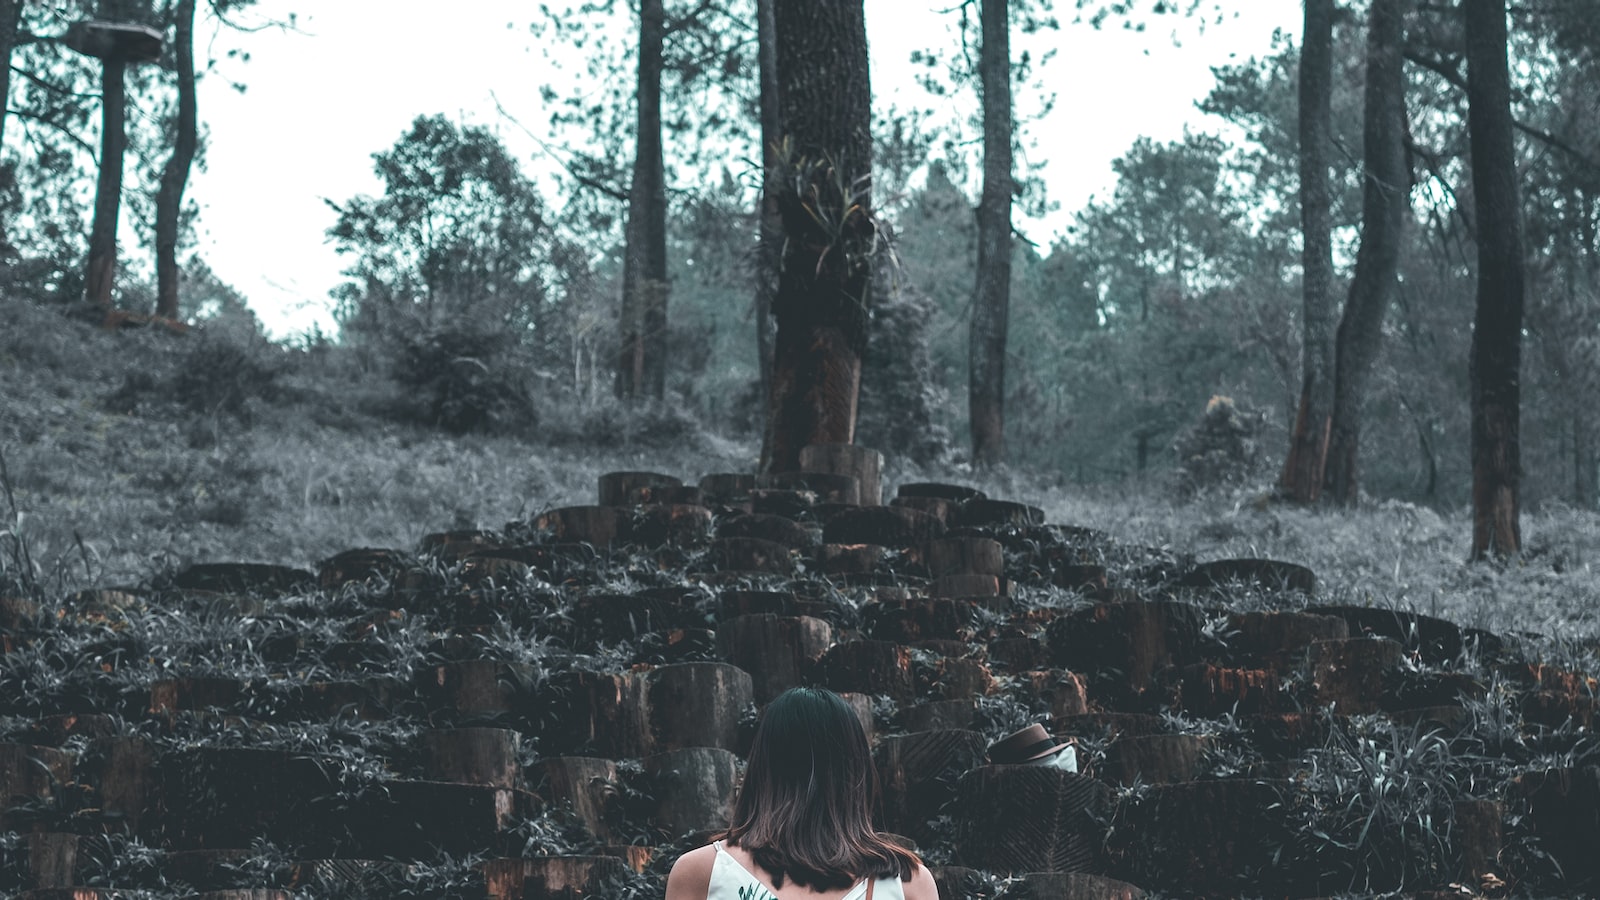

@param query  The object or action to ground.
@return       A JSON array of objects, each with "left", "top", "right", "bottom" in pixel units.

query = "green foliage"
[{"left": 390, "top": 320, "right": 537, "bottom": 435}]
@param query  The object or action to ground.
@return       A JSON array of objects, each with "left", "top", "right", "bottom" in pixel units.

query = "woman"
[{"left": 665, "top": 687, "right": 938, "bottom": 900}]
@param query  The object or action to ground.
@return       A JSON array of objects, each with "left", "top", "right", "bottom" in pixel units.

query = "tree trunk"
[
  {"left": 615, "top": 0, "right": 669, "bottom": 401},
  {"left": 1323, "top": 0, "right": 1410, "bottom": 505},
  {"left": 754, "top": 0, "right": 780, "bottom": 406},
  {"left": 1278, "top": 0, "right": 1336, "bottom": 503},
  {"left": 0, "top": 0, "right": 21, "bottom": 153},
  {"left": 761, "top": 0, "right": 873, "bottom": 473},
  {"left": 154, "top": 0, "right": 196, "bottom": 320},
  {"left": 85, "top": 60, "right": 128, "bottom": 317},
  {"left": 969, "top": 0, "right": 1013, "bottom": 470},
  {"left": 1463, "top": 0, "right": 1524, "bottom": 559}
]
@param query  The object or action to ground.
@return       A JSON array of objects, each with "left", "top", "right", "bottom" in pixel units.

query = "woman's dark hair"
[{"left": 716, "top": 687, "right": 920, "bottom": 890}]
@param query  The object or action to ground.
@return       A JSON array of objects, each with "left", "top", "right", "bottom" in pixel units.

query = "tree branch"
[
  {"left": 488, "top": 91, "right": 630, "bottom": 202},
  {"left": 9, "top": 107, "right": 98, "bottom": 157}
]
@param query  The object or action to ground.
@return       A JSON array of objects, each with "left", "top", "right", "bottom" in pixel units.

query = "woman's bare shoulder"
[
  {"left": 902, "top": 861, "right": 938, "bottom": 900},
  {"left": 665, "top": 844, "right": 718, "bottom": 900}
]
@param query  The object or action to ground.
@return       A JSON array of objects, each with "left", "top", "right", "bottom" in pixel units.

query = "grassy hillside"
[{"left": 2, "top": 294, "right": 1597, "bottom": 650}]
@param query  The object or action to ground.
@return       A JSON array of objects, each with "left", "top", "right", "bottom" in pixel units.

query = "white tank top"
[{"left": 706, "top": 840, "right": 906, "bottom": 900}]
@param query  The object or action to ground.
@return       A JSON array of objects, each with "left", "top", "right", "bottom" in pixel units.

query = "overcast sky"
[{"left": 185, "top": 1, "right": 1300, "bottom": 339}]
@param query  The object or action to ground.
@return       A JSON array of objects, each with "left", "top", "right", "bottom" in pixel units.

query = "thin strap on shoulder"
[{"left": 866, "top": 877, "right": 875, "bottom": 900}]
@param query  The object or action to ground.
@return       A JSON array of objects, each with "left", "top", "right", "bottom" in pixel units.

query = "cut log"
[
  {"left": 421, "top": 727, "right": 523, "bottom": 789},
  {"left": 1227, "top": 611, "right": 1349, "bottom": 672},
  {"left": 1173, "top": 664, "right": 1282, "bottom": 717},
  {"left": 601, "top": 844, "right": 654, "bottom": 873},
  {"left": 1109, "top": 777, "right": 1293, "bottom": 896},
  {"left": 953, "top": 499, "right": 1044, "bottom": 529},
  {"left": 839, "top": 692, "right": 877, "bottom": 746},
  {"left": 953, "top": 767, "right": 1111, "bottom": 874},
  {"left": 1306, "top": 604, "right": 1468, "bottom": 664},
  {"left": 535, "top": 671, "right": 648, "bottom": 759},
  {"left": 923, "top": 537, "right": 1005, "bottom": 577},
  {"left": 987, "top": 637, "right": 1048, "bottom": 673},
  {"left": 0, "top": 744, "right": 73, "bottom": 831},
  {"left": 702, "top": 537, "right": 796, "bottom": 575},
  {"left": 537, "top": 757, "right": 619, "bottom": 843},
  {"left": 815, "top": 640, "right": 915, "bottom": 702},
  {"left": 159, "top": 747, "right": 342, "bottom": 851},
  {"left": 824, "top": 506, "right": 945, "bottom": 548},
  {"left": 1047, "top": 601, "right": 1206, "bottom": 705},
  {"left": 878, "top": 729, "right": 988, "bottom": 847},
  {"left": 1308, "top": 637, "right": 1404, "bottom": 714},
  {"left": 763, "top": 470, "right": 862, "bottom": 505},
  {"left": 890, "top": 495, "right": 953, "bottom": 524},
  {"left": 919, "top": 657, "right": 996, "bottom": 701},
  {"left": 864, "top": 596, "right": 977, "bottom": 643},
  {"left": 1019, "top": 670, "right": 1090, "bottom": 719},
  {"left": 482, "top": 855, "right": 627, "bottom": 900},
  {"left": 717, "top": 614, "right": 833, "bottom": 702},
  {"left": 930, "top": 574, "right": 1003, "bottom": 599},
  {"left": 417, "top": 660, "right": 535, "bottom": 722},
  {"left": 812, "top": 543, "right": 890, "bottom": 576},
  {"left": 533, "top": 505, "right": 626, "bottom": 549},
  {"left": 317, "top": 547, "right": 413, "bottom": 592},
  {"left": 26, "top": 833, "right": 79, "bottom": 889},
  {"left": 1177, "top": 558, "right": 1316, "bottom": 595},
  {"left": 149, "top": 676, "right": 242, "bottom": 716},
  {"left": 630, "top": 503, "right": 714, "bottom": 547},
  {"left": 645, "top": 662, "right": 754, "bottom": 753},
  {"left": 748, "top": 488, "right": 819, "bottom": 517},
  {"left": 597, "top": 471, "right": 682, "bottom": 506},
  {"left": 1100, "top": 734, "right": 1207, "bottom": 787},
  {"left": 170, "top": 563, "right": 315, "bottom": 596},
  {"left": 643, "top": 747, "right": 740, "bottom": 840},
  {"left": 715, "top": 513, "right": 819, "bottom": 549},
  {"left": 698, "top": 473, "right": 759, "bottom": 506},
  {"left": 87, "top": 735, "right": 154, "bottom": 833},
  {"left": 800, "top": 443, "right": 883, "bottom": 505},
  {"left": 1453, "top": 798, "right": 1503, "bottom": 887},
  {"left": 352, "top": 779, "right": 537, "bottom": 858},
  {"left": 897, "top": 482, "right": 986, "bottom": 502},
  {"left": 1516, "top": 766, "right": 1600, "bottom": 886},
  {"left": 567, "top": 590, "right": 705, "bottom": 650}
]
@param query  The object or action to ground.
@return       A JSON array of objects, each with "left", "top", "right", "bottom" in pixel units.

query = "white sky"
[{"left": 186, "top": 1, "right": 1300, "bottom": 340}]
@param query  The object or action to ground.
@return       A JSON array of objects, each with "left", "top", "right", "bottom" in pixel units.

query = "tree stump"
[
  {"left": 482, "top": 855, "right": 627, "bottom": 900},
  {"left": 1047, "top": 601, "right": 1205, "bottom": 704},
  {"left": 813, "top": 543, "right": 890, "bottom": 576},
  {"left": 716, "top": 513, "right": 819, "bottom": 549},
  {"left": 1019, "top": 670, "right": 1090, "bottom": 719},
  {"left": 840, "top": 692, "right": 877, "bottom": 745},
  {"left": 890, "top": 495, "right": 954, "bottom": 523},
  {"left": 534, "top": 671, "right": 648, "bottom": 759},
  {"left": 1516, "top": 766, "right": 1600, "bottom": 886},
  {"left": 533, "top": 505, "right": 626, "bottom": 549},
  {"left": 702, "top": 537, "right": 796, "bottom": 575},
  {"left": 0, "top": 744, "right": 73, "bottom": 831},
  {"left": 1110, "top": 777, "right": 1292, "bottom": 896},
  {"left": 716, "top": 591, "right": 798, "bottom": 620},
  {"left": 897, "top": 482, "right": 986, "bottom": 502},
  {"left": 537, "top": 757, "right": 619, "bottom": 844},
  {"left": 1173, "top": 663, "right": 1281, "bottom": 717},
  {"left": 988, "top": 637, "right": 1048, "bottom": 673},
  {"left": 159, "top": 748, "right": 341, "bottom": 851},
  {"left": 87, "top": 735, "right": 154, "bottom": 834},
  {"left": 567, "top": 590, "right": 705, "bottom": 650},
  {"left": 170, "top": 562, "right": 315, "bottom": 596},
  {"left": 630, "top": 503, "right": 714, "bottom": 547},
  {"left": 920, "top": 657, "right": 997, "bottom": 701},
  {"left": 930, "top": 574, "right": 1003, "bottom": 599},
  {"left": 764, "top": 469, "right": 863, "bottom": 505},
  {"left": 149, "top": 676, "right": 243, "bottom": 716},
  {"left": 26, "top": 833, "right": 79, "bottom": 889},
  {"left": 878, "top": 729, "right": 988, "bottom": 847},
  {"left": 824, "top": 506, "right": 946, "bottom": 548},
  {"left": 1100, "top": 734, "right": 1207, "bottom": 787},
  {"left": 1453, "top": 798, "right": 1503, "bottom": 887},
  {"left": 1177, "top": 558, "right": 1316, "bottom": 595},
  {"left": 421, "top": 728, "right": 522, "bottom": 789},
  {"left": 864, "top": 597, "right": 976, "bottom": 643},
  {"left": 645, "top": 662, "right": 753, "bottom": 753},
  {"left": 352, "top": 780, "right": 536, "bottom": 858},
  {"left": 698, "top": 473, "right": 758, "bottom": 506},
  {"left": 800, "top": 443, "right": 883, "bottom": 505},
  {"left": 1306, "top": 604, "right": 1466, "bottom": 664},
  {"left": 953, "top": 499, "right": 1044, "bottom": 528},
  {"left": 748, "top": 487, "right": 820, "bottom": 517},
  {"left": 1007, "top": 873, "right": 1146, "bottom": 900},
  {"left": 953, "top": 767, "right": 1111, "bottom": 874},
  {"left": 923, "top": 537, "right": 1005, "bottom": 577},
  {"left": 717, "top": 614, "right": 833, "bottom": 702},
  {"left": 815, "top": 640, "right": 916, "bottom": 702},
  {"left": 597, "top": 471, "right": 682, "bottom": 506},
  {"left": 1227, "top": 610, "right": 1349, "bottom": 672},
  {"left": 901, "top": 699, "right": 981, "bottom": 733},
  {"left": 1309, "top": 637, "right": 1404, "bottom": 713},
  {"left": 602, "top": 844, "right": 654, "bottom": 873},
  {"left": 643, "top": 747, "right": 740, "bottom": 841},
  {"left": 418, "top": 660, "right": 534, "bottom": 722}
]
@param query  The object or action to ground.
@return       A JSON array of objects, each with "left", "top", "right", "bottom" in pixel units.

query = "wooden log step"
[
  {"left": 800, "top": 443, "right": 883, "bottom": 505},
  {"left": 535, "top": 670, "right": 648, "bottom": 759},
  {"left": 629, "top": 503, "right": 714, "bottom": 547},
  {"left": 890, "top": 495, "right": 954, "bottom": 524},
  {"left": 840, "top": 691, "right": 877, "bottom": 746},
  {"left": 161, "top": 849, "right": 256, "bottom": 891},
  {"left": 1308, "top": 637, "right": 1405, "bottom": 714},
  {"left": 602, "top": 844, "right": 655, "bottom": 873},
  {"left": 645, "top": 662, "right": 753, "bottom": 753},
  {"left": 953, "top": 767, "right": 1111, "bottom": 874},
  {"left": 1051, "top": 564, "right": 1109, "bottom": 592},
  {"left": 900, "top": 698, "right": 981, "bottom": 733},
  {"left": 1109, "top": 778, "right": 1293, "bottom": 896},
  {"left": 0, "top": 743, "right": 74, "bottom": 831},
  {"left": 747, "top": 487, "right": 819, "bottom": 517},
  {"left": 419, "top": 527, "right": 502, "bottom": 555},
  {"left": 159, "top": 747, "right": 342, "bottom": 851},
  {"left": 1099, "top": 734, "right": 1206, "bottom": 786},
  {"left": 717, "top": 614, "right": 832, "bottom": 703},
  {"left": 287, "top": 678, "right": 401, "bottom": 721},
  {"left": 643, "top": 747, "right": 740, "bottom": 841},
  {"left": 634, "top": 627, "right": 720, "bottom": 665},
  {"left": 597, "top": 470, "right": 682, "bottom": 506},
  {"left": 289, "top": 858, "right": 412, "bottom": 890},
  {"left": 1177, "top": 557, "right": 1316, "bottom": 595},
  {"left": 1453, "top": 798, "right": 1503, "bottom": 888},
  {"left": 917, "top": 656, "right": 997, "bottom": 701},
  {"left": 1054, "top": 712, "right": 1166, "bottom": 742},
  {"left": 1226, "top": 610, "right": 1350, "bottom": 672},
  {"left": 897, "top": 482, "right": 986, "bottom": 502},
  {"left": 421, "top": 727, "right": 523, "bottom": 789},
  {"left": 482, "top": 855, "right": 628, "bottom": 900},
  {"left": 317, "top": 547, "right": 413, "bottom": 591},
  {"left": 1172, "top": 663, "right": 1282, "bottom": 717},
  {"left": 715, "top": 590, "right": 798, "bottom": 619},
  {"left": 533, "top": 505, "right": 626, "bottom": 549},
  {"left": 922, "top": 537, "right": 1005, "bottom": 577},
  {"left": 863, "top": 596, "right": 977, "bottom": 643},
  {"left": 567, "top": 589, "right": 706, "bottom": 650},
  {"left": 1516, "top": 767, "right": 1600, "bottom": 887},
  {"left": 879, "top": 730, "right": 989, "bottom": 848},
  {"left": 82, "top": 735, "right": 155, "bottom": 834},
  {"left": 1007, "top": 873, "right": 1146, "bottom": 899},
  {"left": 25, "top": 833, "right": 81, "bottom": 889},
  {"left": 350, "top": 779, "right": 538, "bottom": 858},
  {"left": 1017, "top": 670, "right": 1090, "bottom": 720},
  {"left": 1383, "top": 670, "right": 1487, "bottom": 711},
  {"left": 930, "top": 574, "right": 1008, "bottom": 600},
  {"left": 149, "top": 676, "right": 244, "bottom": 716},
  {"left": 1241, "top": 712, "right": 1335, "bottom": 761},
  {"left": 1306, "top": 604, "right": 1471, "bottom": 664},
  {"left": 536, "top": 757, "right": 619, "bottom": 843},
  {"left": 815, "top": 640, "right": 916, "bottom": 702},
  {"left": 812, "top": 543, "right": 891, "bottom": 577},
  {"left": 698, "top": 473, "right": 758, "bottom": 506},
  {"left": 715, "top": 513, "right": 819, "bottom": 549},
  {"left": 1047, "top": 601, "right": 1206, "bottom": 705},
  {"left": 1523, "top": 690, "right": 1598, "bottom": 730},
  {"left": 700, "top": 537, "right": 797, "bottom": 575},
  {"left": 764, "top": 468, "right": 863, "bottom": 505},
  {"left": 170, "top": 563, "right": 315, "bottom": 596},
  {"left": 417, "top": 660, "right": 536, "bottom": 722},
  {"left": 987, "top": 636, "right": 1048, "bottom": 672},
  {"left": 823, "top": 506, "right": 946, "bottom": 548},
  {"left": 952, "top": 499, "right": 1045, "bottom": 529}
]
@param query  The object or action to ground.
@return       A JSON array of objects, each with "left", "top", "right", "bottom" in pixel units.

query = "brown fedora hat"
[{"left": 987, "top": 723, "right": 1070, "bottom": 765}]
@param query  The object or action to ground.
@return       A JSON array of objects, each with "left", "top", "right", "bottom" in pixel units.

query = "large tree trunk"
[
  {"left": 1323, "top": 0, "right": 1410, "bottom": 505},
  {"left": 85, "top": 60, "right": 128, "bottom": 318},
  {"left": 154, "top": 0, "right": 196, "bottom": 320},
  {"left": 1463, "top": 0, "right": 1524, "bottom": 559},
  {"left": 616, "top": 0, "right": 669, "bottom": 401},
  {"left": 754, "top": 0, "right": 780, "bottom": 407},
  {"left": 1278, "top": 0, "right": 1336, "bottom": 503},
  {"left": 760, "top": 0, "right": 873, "bottom": 474},
  {"left": 969, "top": 0, "right": 1013, "bottom": 470}
]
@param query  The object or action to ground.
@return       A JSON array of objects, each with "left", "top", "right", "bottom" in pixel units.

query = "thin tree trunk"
[
  {"left": 969, "top": 0, "right": 1012, "bottom": 470},
  {"left": 754, "top": 0, "right": 780, "bottom": 407},
  {"left": 761, "top": 0, "right": 872, "bottom": 473},
  {"left": 1278, "top": 0, "right": 1335, "bottom": 503},
  {"left": 1323, "top": 0, "right": 1410, "bottom": 505},
  {"left": 0, "top": 0, "right": 21, "bottom": 151},
  {"left": 154, "top": 0, "right": 195, "bottom": 320},
  {"left": 616, "top": 0, "right": 669, "bottom": 401},
  {"left": 1463, "top": 0, "right": 1524, "bottom": 559},
  {"left": 85, "top": 60, "right": 128, "bottom": 318}
]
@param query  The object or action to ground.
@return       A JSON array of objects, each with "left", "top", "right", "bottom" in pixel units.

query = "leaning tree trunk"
[
  {"left": 1323, "top": 0, "right": 1410, "bottom": 505},
  {"left": 0, "top": 0, "right": 22, "bottom": 151},
  {"left": 760, "top": 0, "right": 873, "bottom": 474},
  {"left": 154, "top": 0, "right": 196, "bottom": 320},
  {"left": 1278, "top": 0, "right": 1336, "bottom": 503},
  {"left": 1463, "top": 0, "right": 1525, "bottom": 559},
  {"left": 969, "top": 0, "right": 1013, "bottom": 470},
  {"left": 85, "top": 58, "right": 128, "bottom": 317},
  {"left": 616, "top": 0, "right": 669, "bottom": 401},
  {"left": 754, "top": 0, "right": 781, "bottom": 407}
]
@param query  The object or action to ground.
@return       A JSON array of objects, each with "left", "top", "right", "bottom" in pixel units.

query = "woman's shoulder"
[
  {"left": 665, "top": 843, "right": 719, "bottom": 900},
  {"left": 899, "top": 861, "right": 938, "bottom": 900}
]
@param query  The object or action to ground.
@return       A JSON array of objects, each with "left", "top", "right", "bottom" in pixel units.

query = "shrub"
[
  {"left": 170, "top": 330, "right": 285, "bottom": 421},
  {"left": 1173, "top": 394, "right": 1268, "bottom": 497},
  {"left": 391, "top": 323, "right": 537, "bottom": 435}
]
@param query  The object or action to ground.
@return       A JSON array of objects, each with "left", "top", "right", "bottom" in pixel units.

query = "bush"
[
  {"left": 391, "top": 323, "right": 537, "bottom": 434},
  {"left": 170, "top": 331, "right": 285, "bottom": 421},
  {"left": 1173, "top": 394, "right": 1267, "bottom": 497}
]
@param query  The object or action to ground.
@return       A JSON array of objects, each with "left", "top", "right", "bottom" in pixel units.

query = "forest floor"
[{"left": 2, "top": 292, "right": 1598, "bottom": 649}]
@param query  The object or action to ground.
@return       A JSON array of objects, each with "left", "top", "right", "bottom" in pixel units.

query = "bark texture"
[
  {"left": 154, "top": 0, "right": 196, "bottom": 320},
  {"left": 754, "top": 0, "right": 780, "bottom": 406},
  {"left": 1278, "top": 0, "right": 1336, "bottom": 503},
  {"left": 1463, "top": 0, "right": 1524, "bottom": 559},
  {"left": 85, "top": 60, "right": 128, "bottom": 316},
  {"left": 969, "top": 0, "right": 1013, "bottom": 470},
  {"left": 761, "top": 0, "right": 873, "bottom": 473},
  {"left": 1324, "top": 0, "right": 1410, "bottom": 505},
  {"left": 616, "top": 0, "right": 669, "bottom": 400}
]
